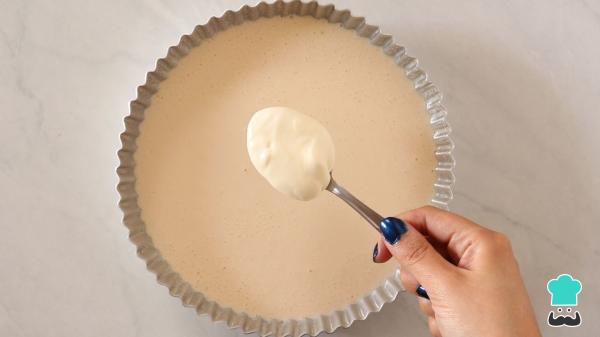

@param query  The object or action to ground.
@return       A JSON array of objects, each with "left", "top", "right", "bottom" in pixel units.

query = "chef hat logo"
[{"left": 547, "top": 274, "right": 582, "bottom": 306}]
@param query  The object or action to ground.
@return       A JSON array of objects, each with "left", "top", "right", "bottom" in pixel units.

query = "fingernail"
[
  {"left": 379, "top": 217, "right": 408, "bottom": 245},
  {"left": 416, "top": 285, "right": 430, "bottom": 300},
  {"left": 372, "top": 243, "right": 379, "bottom": 262}
]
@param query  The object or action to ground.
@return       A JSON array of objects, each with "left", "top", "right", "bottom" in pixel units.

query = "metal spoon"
[
  {"left": 326, "top": 173, "right": 430, "bottom": 300},
  {"left": 326, "top": 175, "right": 383, "bottom": 233}
]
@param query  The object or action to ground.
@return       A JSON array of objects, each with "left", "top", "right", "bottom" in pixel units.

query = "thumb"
[{"left": 379, "top": 217, "right": 455, "bottom": 291}]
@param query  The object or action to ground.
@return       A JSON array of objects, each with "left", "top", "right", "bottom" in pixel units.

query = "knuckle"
[
  {"left": 421, "top": 205, "right": 436, "bottom": 212},
  {"left": 492, "top": 232, "right": 513, "bottom": 251},
  {"left": 480, "top": 230, "right": 513, "bottom": 254},
  {"left": 473, "top": 228, "right": 494, "bottom": 241},
  {"left": 486, "top": 230, "right": 509, "bottom": 245},
  {"left": 492, "top": 231, "right": 509, "bottom": 243},
  {"left": 421, "top": 205, "right": 439, "bottom": 215},
  {"left": 402, "top": 239, "right": 430, "bottom": 266}
]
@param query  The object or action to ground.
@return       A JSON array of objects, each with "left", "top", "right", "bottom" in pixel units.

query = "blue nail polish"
[
  {"left": 372, "top": 243, "right": 379, "bottom": 262},
  {"left": 379, "top": 217, "right": 407, "bottom": 245},
  {"left": 416, "top": 285, "right": 430, "bottom": 300}
]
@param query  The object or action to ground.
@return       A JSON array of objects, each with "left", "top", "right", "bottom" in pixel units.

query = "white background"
[{"left": 1, "top": 0, "right": 598, "bottom": 336}]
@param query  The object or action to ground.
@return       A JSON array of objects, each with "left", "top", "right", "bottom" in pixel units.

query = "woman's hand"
[{"left": 373, "top": 206, "right": 541, "bottom": 337}]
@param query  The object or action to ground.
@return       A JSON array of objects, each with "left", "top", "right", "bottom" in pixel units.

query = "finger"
[
  {"left": 400, "top": 269, "right": 419, "bottom": 294},
  {"left": 427, "top": 235, "right": 455, "bottom": 264},
  {"left": 376, "top": 207, "right": 468, "bottom": 264},
  {"left": 379, "top": 217, "right": 455, "bottom": 291},
  {"left": 398, "top": 206, "right": 487, "bottom": 266},
  {"left": 372, "top": 236, "right": 392, "bottom": 263},
  {"left": 399, "top": 205, "right": 481, "bottom": 243},
  {"left": 389, "top": 237, "right": 452, "bottom": 269},
  {"left": 428, "top": 317, "right": 441, "bottom": 337},
  {"left": 418, "top": 297, "right": 435, "bottom": 318}
]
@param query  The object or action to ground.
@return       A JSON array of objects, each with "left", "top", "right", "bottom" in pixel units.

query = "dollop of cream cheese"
[{"left": 247, "top": 107, "right": 335, "bottom": 201}]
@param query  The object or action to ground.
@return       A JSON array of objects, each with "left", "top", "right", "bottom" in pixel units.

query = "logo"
[{"left": 546, "top": 274, "right": 582, "bottom": 327}]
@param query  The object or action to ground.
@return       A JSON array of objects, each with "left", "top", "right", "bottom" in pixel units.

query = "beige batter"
[{"left": 135, "top": 16, "right": 435, "bottom": 319}]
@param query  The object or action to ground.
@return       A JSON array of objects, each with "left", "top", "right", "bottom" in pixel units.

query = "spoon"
[
  {"left": 326, "top": 173, "right": 430, "bottom": 300},
  {"left": 326, "top": 175, "right": 383, "bottom": 233}
]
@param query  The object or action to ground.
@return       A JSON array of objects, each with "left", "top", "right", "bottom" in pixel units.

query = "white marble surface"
[{"left": 1, "top": 0, "right": 599, "bottom": 336}]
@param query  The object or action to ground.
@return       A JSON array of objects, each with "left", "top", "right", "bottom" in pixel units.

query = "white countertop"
[{"left": 1, "top": 0, "right": 599, "bottom": 336}]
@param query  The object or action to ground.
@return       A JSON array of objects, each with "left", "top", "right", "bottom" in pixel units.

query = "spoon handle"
[
  {"left": 326, "top": 176, "right": 430, "bottom": 300},
  {"left": 326, "top": 177, "right": 383, "bottom": 233}
]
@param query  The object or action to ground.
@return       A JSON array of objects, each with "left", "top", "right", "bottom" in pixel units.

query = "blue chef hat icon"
[{"left": 547, "top": 274, "right": 582, "bottom": 306}]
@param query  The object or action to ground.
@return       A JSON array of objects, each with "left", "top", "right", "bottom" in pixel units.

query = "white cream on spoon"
[
  {"left": 247, "top": 106, "right": 335, "bottom": 201},
  {"left": 246, "top": 106, "right": 384, "bottom": 231}
]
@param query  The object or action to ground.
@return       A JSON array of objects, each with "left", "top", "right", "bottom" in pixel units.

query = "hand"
[{"left": 373, "top": 206, "right": 541, "bottom": 337}]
